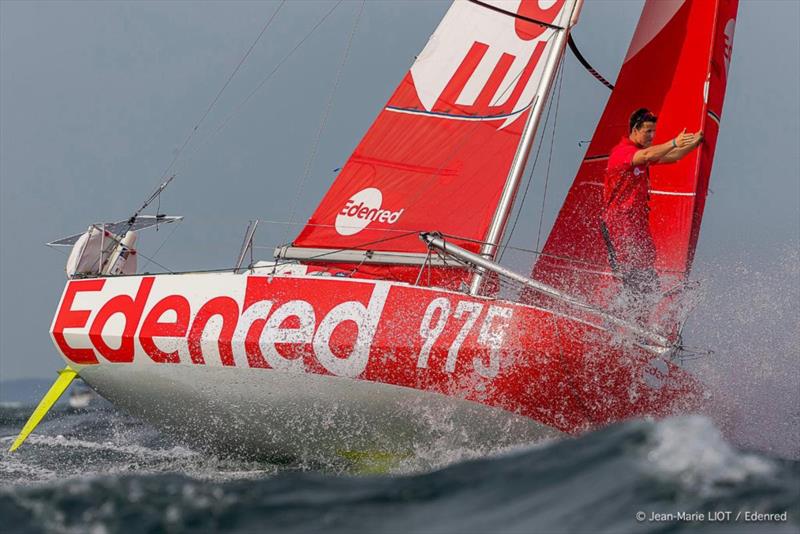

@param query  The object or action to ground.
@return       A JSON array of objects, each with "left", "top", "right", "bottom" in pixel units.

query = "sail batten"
[{"left": 290, "top": 0, "right": 580, "bottom": 287}]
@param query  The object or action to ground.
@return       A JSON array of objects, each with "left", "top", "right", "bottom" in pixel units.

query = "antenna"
[{"left": 126, "top": 174, "right": 177, "bottom": 230}]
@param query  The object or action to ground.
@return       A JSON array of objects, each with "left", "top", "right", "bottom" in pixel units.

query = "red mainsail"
[
  {"left": 284, "top": 1, "right": 581, "bottom": 287},
  {"left": 531, "top": 0, "right": 739, "bottom": 307}
]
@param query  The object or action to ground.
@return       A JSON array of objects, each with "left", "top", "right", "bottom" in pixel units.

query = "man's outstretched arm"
[
  {"left": 657, "top": 131, "right": 704, "bottom": 164},
  {"left": 631, "top": 128, "right": 696, "bottom": 166}
]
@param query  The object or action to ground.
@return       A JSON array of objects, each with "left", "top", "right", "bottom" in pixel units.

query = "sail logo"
[
  {"left": 723, "top": 18, "right": 736, "bottom": 76},
  {"left": 409, "top": 0, "right": 567, "bottom": 128},
  {"left": 51, "top": 277, "right": 391, "bottom": 379},
  {"left": 335, "top": 188, "right": 405, "bottom": 236}
]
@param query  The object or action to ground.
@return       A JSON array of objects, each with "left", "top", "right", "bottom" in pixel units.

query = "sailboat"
[{"left": 12, "top": 0, "right": 738, "bottom": 462}]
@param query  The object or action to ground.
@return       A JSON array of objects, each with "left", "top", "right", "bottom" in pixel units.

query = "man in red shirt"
[{"left": 602, "top": 108, "right": 703, "bottom": 318}]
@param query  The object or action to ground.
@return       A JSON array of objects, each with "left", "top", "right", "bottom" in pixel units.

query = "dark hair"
[{"left": 629, "top": 108, "right": 657, "bottom": 132}]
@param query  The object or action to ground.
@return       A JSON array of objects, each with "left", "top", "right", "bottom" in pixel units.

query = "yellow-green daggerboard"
[{"left": 8, "top": 366, "right": 78, "bottom": 452}]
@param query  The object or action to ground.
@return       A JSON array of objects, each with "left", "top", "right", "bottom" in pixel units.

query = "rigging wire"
[
  {"left": 127, "top": 2, "right": 342, "bottom": 270},
  {"left": 467, "top": 0, "right": 565, "bottom": 31},
  {"left": 497, "top": 57, "right": 561, "bottom": 262},
  {"left": 158, "top": 0, "right": 286, "bottom": 182},
  {"left": 243, "top": 219, "right": 663, "bottom": 278},
  {"left": 111, "top": 2, "right": 286, "bottom": 267},
  {"left": 139, "top": 222, "right": 182, "bottom": 272},
  {"left": 535, "top": 55, "right": 566, "bottom": 251},
  {"left": 439, "top": 229, "right": 628, "bottom": 276},
  {"left": 284, "top": 0, "right": 365, "bottom": 244},
  {"left": 134, "top": 248, "right": 175, "bottom": 274},
  {"left": 281, "top": 230, "right": 420, "bottom": 263},
  {"left": 567, "top": 35, "right": 614, "bottom": 90},
  {"left": 182, "top": 0, "right": 346, "bottom": 163}
]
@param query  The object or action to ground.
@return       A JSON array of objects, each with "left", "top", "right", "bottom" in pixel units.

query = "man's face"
[{"left": 631, "top": 121, "right": 656, "bottom": 147}]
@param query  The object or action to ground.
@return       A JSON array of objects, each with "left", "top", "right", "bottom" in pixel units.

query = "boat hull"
[
  {"left": 76, "top": 363, "right": 559, "bottom": 464},
  {"left": 50, "top": 272, "right": 703, "bottom": 460}
]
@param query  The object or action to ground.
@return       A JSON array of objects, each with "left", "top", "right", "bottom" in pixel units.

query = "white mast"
[{"left": 470, "top": 0, "right": 584, "bottom": 295}]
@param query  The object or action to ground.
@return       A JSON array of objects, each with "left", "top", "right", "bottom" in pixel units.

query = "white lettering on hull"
[
  {"left": 417, "top": 297, "right": 514, "bottom": 376},
  {"left": 314, "top": 284, "right": 390, "bottom": 377}
]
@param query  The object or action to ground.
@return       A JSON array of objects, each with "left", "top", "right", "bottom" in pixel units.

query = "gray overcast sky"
[{"left": 1, "top": 0, "right": 798, "bottom": 381}]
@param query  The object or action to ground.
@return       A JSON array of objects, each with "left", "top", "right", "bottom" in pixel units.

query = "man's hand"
[
  {"left": 657, "top": 129, "right": 705, "bottom": 164},
  {"left": 690, "top": 130, "right": 704, "bottom": 147},
  {"left": 674, "top": 128, "right": 695, "bottom": 148},
  {"left": 633, "top": 127, "right": 703, "bottom": 166}
]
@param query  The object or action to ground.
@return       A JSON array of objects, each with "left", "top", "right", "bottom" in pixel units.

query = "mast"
[{"left": 470, "top": 0, "right": 584, "bottom": 296}]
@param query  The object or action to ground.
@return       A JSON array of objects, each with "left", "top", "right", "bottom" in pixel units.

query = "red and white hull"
[
  {"left": 33, "top": 0, "right": 738, "bottom": 466},
  {"left": 50, "top": 272, "right": 703, "bottom": 462}
]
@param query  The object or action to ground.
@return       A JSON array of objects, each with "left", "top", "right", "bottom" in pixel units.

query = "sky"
[{"left": 1, "top": 0, "right": 798, "bottom": 381}]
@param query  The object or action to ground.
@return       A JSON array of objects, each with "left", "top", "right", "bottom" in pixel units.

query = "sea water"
[{"left": 1, "top": 399, "right": 797, "bottom": 533}]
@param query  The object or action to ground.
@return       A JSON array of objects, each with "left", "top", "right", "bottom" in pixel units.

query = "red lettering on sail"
[
  {"left": 472, "top": 52, "right": 516, "bottom": 110},
  {"left": 490, "top": 40, "right": 546, "bottom": 113},
  {"left": 434, "top": 41, "right": 490, "bottom": 111},
  {"left": 515, "top": 0, "right": 567, "bottom": 40},
  {"left": 433, "top": 39, "right": 547, "bottom": 117}
]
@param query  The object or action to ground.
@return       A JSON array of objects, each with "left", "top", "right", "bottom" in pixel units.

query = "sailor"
[{"left": 601, "top": 108, "right": 703, "bottom": 320}]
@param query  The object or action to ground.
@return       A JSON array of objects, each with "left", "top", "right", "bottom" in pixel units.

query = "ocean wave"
[
  {"left": 643, "top": 415, "right": 776, "bottom": 497},
  {"left": 1, "top": 414, "right": 796, "bottom": 533}
]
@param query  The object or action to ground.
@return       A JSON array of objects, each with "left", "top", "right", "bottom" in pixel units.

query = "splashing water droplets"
[{"left": 643, "top": 415, "right": 775, "bottom": 496}]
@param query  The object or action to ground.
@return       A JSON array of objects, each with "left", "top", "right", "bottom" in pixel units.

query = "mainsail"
[
  {"left": 531, "top": 0, "right": 739, "bottom": 305},
  {"left": 282, "top": 0, "right": 581, "bottom": 287}
]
